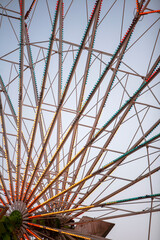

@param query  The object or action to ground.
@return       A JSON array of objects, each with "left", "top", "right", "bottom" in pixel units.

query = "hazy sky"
[{"left": 0, "top": 1, "right": 160, "bottom": 239}]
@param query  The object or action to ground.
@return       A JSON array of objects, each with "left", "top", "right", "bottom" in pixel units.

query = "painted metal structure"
[{"left": 0, "top": 0, "right": 160, "bottom": 239}]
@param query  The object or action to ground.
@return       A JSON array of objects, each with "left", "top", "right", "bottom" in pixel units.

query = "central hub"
[{"left": 10, "top": 210, "right": 22, "bottom": 229}]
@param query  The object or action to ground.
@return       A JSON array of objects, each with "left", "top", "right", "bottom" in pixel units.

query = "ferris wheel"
[{"left": 0, "top": 0, "right": 160, "bottom": 239}]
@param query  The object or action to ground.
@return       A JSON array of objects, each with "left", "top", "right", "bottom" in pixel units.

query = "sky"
[{"left": 0, "top": 0, "right": 160, "bottom": 239}]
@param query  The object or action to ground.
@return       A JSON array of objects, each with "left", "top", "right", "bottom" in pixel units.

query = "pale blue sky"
[{"left": 0, "top": 1, "right": 160, "bottom": 239}]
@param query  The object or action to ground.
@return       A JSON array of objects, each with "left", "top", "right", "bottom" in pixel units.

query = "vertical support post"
[
  {"left": 16, "top": 0, "right": 25, "bottom": 201},
  {"left": 56, "top": 0, "right": 63, "bottom": 196}
]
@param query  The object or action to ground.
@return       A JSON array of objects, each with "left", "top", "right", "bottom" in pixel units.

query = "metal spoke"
[
  {"left": 0, "top": 94, "right": 14, "bottom": 202},
  {"left": 0, "top": 1, "right": 160, "bottom": 239},
  {"left": 21, "top": 0, "right": 63, "bottom": 201},
  {"left": 15, "top": 0, "right": 25, "bottom": 200},
  {"left": 24, "top": 0, "right": 103, "bottom": 202}
]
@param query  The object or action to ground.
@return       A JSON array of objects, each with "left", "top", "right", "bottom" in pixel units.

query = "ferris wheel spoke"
[
  {"left": 0, "top": 171, "right": 11, "bottom": 205},
  {"left": 0, "top": 145, "right": 9, "bottom": 158},
  {"left": 15, "top": 0, "right": 25, "bottom": 201},
  {"left": 23, "top": 232, "right": 31, "bottom": 240},
  {"left": 84, "top": 58, "right": 159, "bottom": 167},
  {"left": 26, "top": 228, "right": 42, "bottom": 240},
  {"left": 39, "top": 53, "right": 55, "bottom": 199},
  {"left": 26, "top": 0, "right": 141, "bottom": 204},
  {"left": 146, "top": 84, "right": 160, "bottom": 105},
  {"left": 73, "top": 118, "right": 159, "bottom": 208},
  {"left": 0, "top": 88, "right": 46, "bottom": 204},
  {"left": 27, "top": 131, "right": 159, "bottom": 213},
  {"left": 120, "top": 0, "right": 125, "bottom": 41},
  {"left": 0, "top": 191, "right": 6, "bottom": 206},
  {"left": 70, "top": 201, "right": 160, "bottom": 223},
  {"left": 0, "top": 75, "right": 21, "bottom": 121},
  {"left": 8, "top": 107, "right": 48, "bottom": 202},
  {"left": 0, "top": 94, "right": 15, "bottom": 202},
  {"left": 19, "top": 23, "right": 52, "bottom": 200},
  {"left": 56, "top": 0, "right": 64, "bottom": 196},
  {"left": 34, "top": 229, "right": 56, "bottom": 240},
  {"left": 126, "top": 107, "right": 149, "bottom": 150},
  {"left": 24, "top": 25, "right": 38, "bottom": 103},
  {"left": 61, "top": 0, "right": 102, "bottom": 199},
  {"left": 26, "top": 222, "right": 92, "bottom": 240},
  {"left": 24, "top": 0, "right": 103, "bottom": 202},
  {"left": 139, "top": 0, "right": 160, "bottom": 15},
  {"left": 126, "top": 17, "right": 160, "bottom": 56},
  {"left": 21, "top": 0, "right": 63, "bottom": 201},
  {"left": 1, "top": 1, "right": 160, "bottom": 238},
  {"left": 146, "top": 29, "right": 160, "bottom": 75},
  {"left": 70, "top": 164, "right": 160, "bottom": 221},
  {"left": 21, "top": 227, "right": 29, "bottom": 240},
  {"left": 60, "top": 234, "right": 69, "bottom": 240},
  {"left": 25, "top": 0, "right": 36, "bottom": 20},
  {"left": 133, "top": 105, "right": 146, "bottom": 138},
  {"left": 95, "top": 207, "right": 160, "bottom": 221},
  {"left": 27, "top": 193, "right": 160, "bottom": 220},
  {"left": 66, "top": 106, "right": 135, "bottom": 209},
  {"left": 64, "top": 35, "right": 134, "bottom": 208},
  {"left": 0, "top": 6, "right": 19, "bottom": 42},
  {"left": 146, "top": 147, "right": 153, "bottom": 194},
  {"left": 19, "top": 229, "right": 26, "bottom": 240},
  {"left": 26, "top": 65, "right": 159, "bottom": 208},
  {"left": 147, "top": 198, "right": 153, "bottom": 240},
  {"left": 1, "top": 58, "right": 157, "bottom": 210},
  {"left": 70, "top": 118, "right": 160, "bottom": 208}
]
